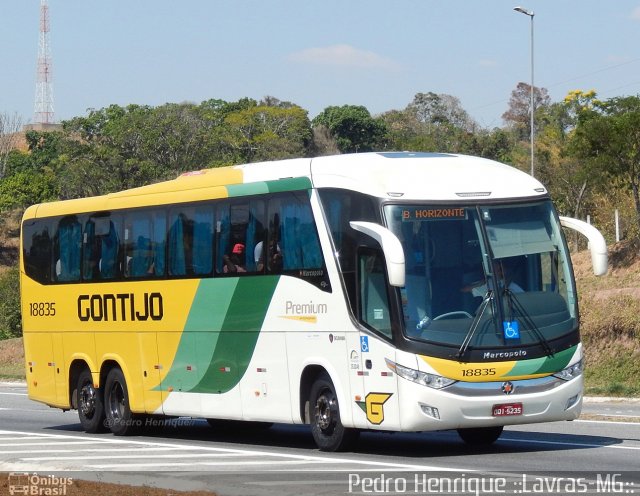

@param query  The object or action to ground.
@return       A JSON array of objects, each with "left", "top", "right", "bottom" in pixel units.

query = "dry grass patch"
[
  {"left": 573, "top": 241, "right": 640, "bottom": 396},
  {"left": 0, "top": 475, "right": 216, "bottom": 496},
  {"left": 0, "top": 337, "right": 24, "bottom": 379}
]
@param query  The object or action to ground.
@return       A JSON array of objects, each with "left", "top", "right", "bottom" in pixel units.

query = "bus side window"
[
  {"left": 84, "top": 215, "right": 121, "bottom": 281},
  {"left": 192, "top": 206, "right": 213, "bottom": 275},
  {"left": 168, "top": 207, "right": 213, "bottom": 277},
  {"left": 125, "top": 212, "right": 154, "bottom": 278},
  {"left": 125, "top": 208, "right": 166, "bottom": 278},
  {"left": 168, "top": 212, "right": 192, "bottom": 276},
  {"left": 22, "top": 219, "right": 52, "bottom": 284},
  {"left": 54, "top": 215, "right": 82, "bottom": 282},
  {"left": 271, "top": 192, "right": 323, "bottom": 273},
  {"left": 216, "top": 201, "right": 264, "bottom": 275},
  {"left": 358, "top": 248, "right": 392, "bottom": 339}
]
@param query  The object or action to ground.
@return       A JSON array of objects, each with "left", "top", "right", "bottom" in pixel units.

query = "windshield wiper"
[
  {"left": 455, "top": 290, "right": 494, "bottom": 360},
  {"left": 503, "top": 289, "right": 554, "bottom": 357}
]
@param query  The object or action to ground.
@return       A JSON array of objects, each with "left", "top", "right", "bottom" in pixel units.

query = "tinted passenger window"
[
  {"left": 124, "top": 210, "right": 166, "bottom": 278},
  {"left": 22, "top": 219, "right": 52, "bottom": 283},
  {"left": 168, "top": 206, "right": 213, "bottom": 276},
  {"left": 83, "top": 214, "right": 121, "bottom": 281},
  {"left": 54, "top": 215, "right": 82, "bottom": 282},
  {"left": 215, "top": 200, "right": 266, "bottom": 274}
]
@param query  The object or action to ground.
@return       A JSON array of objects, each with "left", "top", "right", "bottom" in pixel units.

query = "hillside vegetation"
[{"left": 574, "top": 240, "right": 640, "bottom": 396}]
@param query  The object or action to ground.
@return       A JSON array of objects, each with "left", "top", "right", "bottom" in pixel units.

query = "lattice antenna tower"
[{"left": 34, "top": 0, "right": 54, "bottom": 124}]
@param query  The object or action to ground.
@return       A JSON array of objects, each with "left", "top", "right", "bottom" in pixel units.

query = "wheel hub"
[
  {"left": 315, "top": 393, "right": 337, "bottom": 431},
  {"left": 79, "top": 384, "right": 95, "bottom": 417}
]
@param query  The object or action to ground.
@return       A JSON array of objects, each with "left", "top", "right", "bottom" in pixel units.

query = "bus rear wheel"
[
  {"left": 457, "top": 426, "right": 504, "bottom": 446},
  {"left": 104, "top": 368, "right": 137, "bottom": 436},
  {"left": 77, "top": 369, "right": 106, "bottom": 433},
  {"left": 309, "top": 374, "right": 358, "bottom": 452}
]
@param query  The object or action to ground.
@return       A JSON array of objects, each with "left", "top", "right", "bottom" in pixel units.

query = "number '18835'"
[{"left": 29, "top": 302, "right": 56, "bottom": 317}]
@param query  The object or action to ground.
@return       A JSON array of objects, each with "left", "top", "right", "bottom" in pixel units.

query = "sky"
[{"left": 1, "top": 1, "right": 639, "bottom": 130}]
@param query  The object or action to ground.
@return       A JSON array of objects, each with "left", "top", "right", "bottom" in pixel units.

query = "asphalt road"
[{"left": 1, "top": 382, "right": 639, "bottom": 496}]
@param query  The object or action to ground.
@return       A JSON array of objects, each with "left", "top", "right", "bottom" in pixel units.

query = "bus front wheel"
[
  {"left": 104, "top": 368, "right": 137, "bottom": 436},
  {"left": 309, "top": 374, "right": 358, "bottom": 452},
  {"left": 77, "top": 369, "right": 106, "bottom": 433},
  {"left": 457, "top": 426, "right": 504, "bottom": 445}
]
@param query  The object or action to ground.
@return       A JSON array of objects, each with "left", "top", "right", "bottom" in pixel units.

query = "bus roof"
[
  {"left": 23, "top": 152, "right": 547, "bottom": 219},
  {"left": 244, "top": 152, "right": 547, "bottom": 201}
]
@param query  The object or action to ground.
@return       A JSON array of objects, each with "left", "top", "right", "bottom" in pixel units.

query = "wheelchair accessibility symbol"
[
  {"left": 503, "top": 320, "right": 520, "bottom": 340},
  {"left": 360, "top": 336, "right": 369, "bottom": 353}
]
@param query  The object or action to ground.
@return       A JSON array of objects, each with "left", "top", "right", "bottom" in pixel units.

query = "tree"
[
  {"left": 0, "top": 170, "right": 58, "bottom": 212},
  {"left": 536, "top": 91, "right": 601, "bottom": 221},
  {"left": 571, "top": 95, "right": 640, "bottom": 235},
  {"left": 0, "top": 266, "right": 21, "bottom": 339},
  {"left": 0, "top": 112, "right": 23, "bottom": 179},
  {"left": 408, "top": 92, "right": 476, "bottom": 132},
  {"left": 221, "top": 102, "right": 312, "bottom": 163},
  {"left": 379, "top": 108, "right": 423, "bottom": 151},
  {"left": 310, "top": 125, "right": 340, "bottom": 156},
  {"left": 312, "top": 105, "right": 388, "bottom": 153},
  {"left": 502, "top": 82, "right": 551, "bottom": 140},
  {"left": 475, "top": 128, "right": 515, "bottom": 164},
  {"left": 382, "top": 93, "right": 479, "bottom": 154}
]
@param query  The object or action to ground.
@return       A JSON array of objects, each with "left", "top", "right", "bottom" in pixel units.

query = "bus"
[{"left": 20, "top": 151, "right": 607, "bottom": 451}]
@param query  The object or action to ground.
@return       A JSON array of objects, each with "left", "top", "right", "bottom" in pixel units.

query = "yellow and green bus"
[{"left": 20, "top": 152, "right": 607, "bottom": 451}]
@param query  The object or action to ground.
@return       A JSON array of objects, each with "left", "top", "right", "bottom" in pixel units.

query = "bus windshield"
[{"left": 384, "top": 201, "right": 577, "bottom": 353}]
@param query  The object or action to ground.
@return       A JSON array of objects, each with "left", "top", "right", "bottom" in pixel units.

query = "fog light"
[
  {"left": 565, "top": 394, "right": 579, "bottom": 411},
  {"left": 419, "top": 403, "right": 440, "bottom": 419}
]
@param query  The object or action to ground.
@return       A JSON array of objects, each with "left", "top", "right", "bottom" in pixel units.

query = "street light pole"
[{"left": 514, "top": 6, "right": 535, "bottom": 177}]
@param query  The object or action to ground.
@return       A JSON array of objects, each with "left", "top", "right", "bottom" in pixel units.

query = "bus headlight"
[
  {"left": 553, "top": 359, "right": 583, "bottom": 381},
  {"left": 386, "top": 359, "right": 456, "bottom": 389}
]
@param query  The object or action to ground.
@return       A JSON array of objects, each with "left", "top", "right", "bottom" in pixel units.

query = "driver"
[{"left": 461, "top": 259, "right": 524, "bottom": 296}]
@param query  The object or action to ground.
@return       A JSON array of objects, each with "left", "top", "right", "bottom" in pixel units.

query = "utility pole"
[{"left": 514, "top": 6, "right": 535, "bottom": 177}]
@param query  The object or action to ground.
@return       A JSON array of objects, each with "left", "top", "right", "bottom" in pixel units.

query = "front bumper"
[{"left": 398, "top": 373, "right": 583, "bottom": 431}]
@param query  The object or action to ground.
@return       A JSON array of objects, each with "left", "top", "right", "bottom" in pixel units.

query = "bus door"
[{"left": 356, "top": 248, "right": 400, "bottom": 430}]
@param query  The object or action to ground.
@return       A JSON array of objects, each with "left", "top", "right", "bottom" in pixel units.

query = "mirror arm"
[
  {"left": 559, "top": 216, "right": 608, "bottom": 276},
  {"left": 349, "top": 221, "right": 405, "bottom": 287}
]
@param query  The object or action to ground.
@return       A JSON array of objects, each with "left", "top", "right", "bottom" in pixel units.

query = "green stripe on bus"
[
  {"left": 158, "top": 276, "right": 279, "bottom": 394},
  {"left": 191, "top": 276, "right": 279, "bottom": 393},
  {"left": 226, "top": 182, "right": 270, "bottom": 197},
  {"left": 266, "top": 177, "right": 312, "bottom": 193},
  {"left": 155, "top": 278, "right": 238, "bottom": 392},
  {"left": 506, "top": 345, "right": 576, "bottom": 377},
  {"left": 531, "top": 345, "right": 576, "bottom": 375},
  {"left": 225, "top": 177, "right": 312, "bottom": 198}
]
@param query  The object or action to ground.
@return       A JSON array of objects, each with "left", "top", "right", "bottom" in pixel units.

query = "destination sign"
[{"left": 401, "top": 207, "right": 466, "bottom": 221}]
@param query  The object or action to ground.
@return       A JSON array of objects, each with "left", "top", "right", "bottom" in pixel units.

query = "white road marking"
[
  {"left": 21, "top": 453, "right": 248, "bottom": 461},
  {"left": 87, "top": 460, "right": 324, "bottom": 469},
  {"left": 0, "top": 429, "right": 470, "bottom": 472},
  {"left": 5, "top": 447, "right": 196, "bottom": 454},
  {"left": 501, "top": 437, "right": 640, "bottom": 450},
  {"left": 576, "top": 419, "right": 640, "bottom": 426},
  {"left": 0, "top": 441, "right": 100, "bottom": 447}
]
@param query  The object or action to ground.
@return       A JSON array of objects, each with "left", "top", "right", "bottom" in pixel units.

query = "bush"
[
  {"left": 0, "top": 266, "right": 21, "bottom": 339},
  {"left": 0, "top": 170, "right": 58, "bottom": 213}
]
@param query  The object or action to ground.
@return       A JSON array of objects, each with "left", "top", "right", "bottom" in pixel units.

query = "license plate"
[{"left": 492, "top": 402, "right": 523, "bottom": 416}]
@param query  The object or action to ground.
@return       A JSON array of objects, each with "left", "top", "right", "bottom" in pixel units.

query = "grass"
[
  {"left": 0, "top": 337, "right": 24, "bottom": 380},
  {"left": 573, "top": 240, "right": 640, "bottom": 396}
]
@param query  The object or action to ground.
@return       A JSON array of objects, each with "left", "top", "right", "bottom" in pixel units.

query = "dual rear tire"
[{"left": 77, "top": 367, "right": 138, "bottom": 436}]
